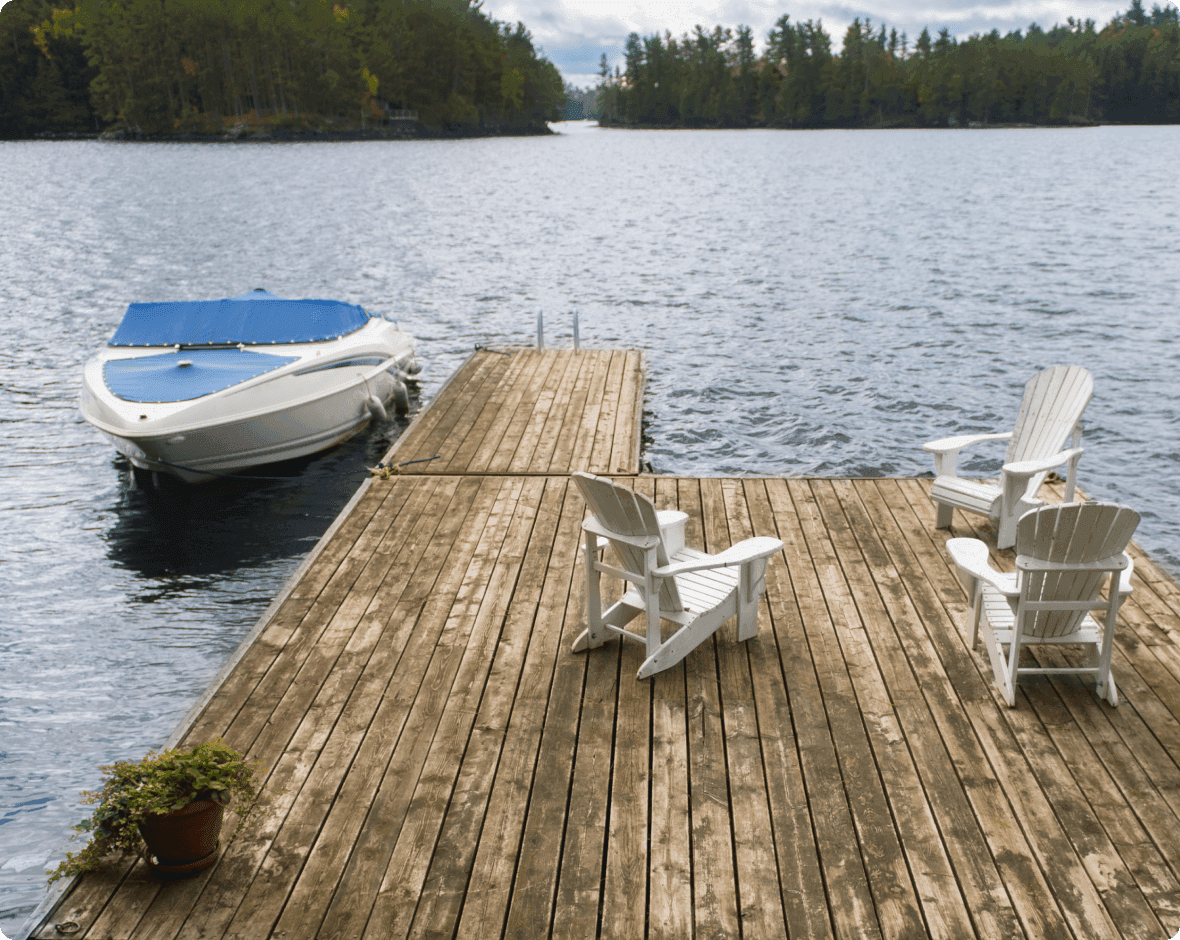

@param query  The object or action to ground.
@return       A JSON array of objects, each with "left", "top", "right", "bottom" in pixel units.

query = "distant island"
[
  {"left": 0, "top": 0, "right": 563, "bottom": 140},
  {"left": 584, "top": 0, "right": 1179, "bottom": 129},
  {"left": 4, "top": 0, "right": 1177, "bottom": 140}
]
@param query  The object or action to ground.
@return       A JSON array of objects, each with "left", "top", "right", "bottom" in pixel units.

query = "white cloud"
[{"left": 481, "top": 0, "right": 1131, "bottom": 84}]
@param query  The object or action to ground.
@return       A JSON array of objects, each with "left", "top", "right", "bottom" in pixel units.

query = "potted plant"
[{"left": 49, "top": 740, "right": 268, "bottom": 882}]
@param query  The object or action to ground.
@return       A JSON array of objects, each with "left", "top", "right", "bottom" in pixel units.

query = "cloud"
[{"left": 481, "top": 0, "right": 1130, "bottom": 84}]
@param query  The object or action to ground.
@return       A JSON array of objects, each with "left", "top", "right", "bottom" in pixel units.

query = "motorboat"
[{"left": 81, "top": 290, "right": 421, "bottom": 482}]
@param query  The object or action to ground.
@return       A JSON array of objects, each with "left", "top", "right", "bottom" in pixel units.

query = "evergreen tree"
[
  {"left": 1, "top": 1, "right": 97, "bottom": 137},
  {"left": 735, "top": 25, "right": 756, "bottom": 125},
  {"left": 5, "top": 0, "right": 1177, "bottom": 137},
  {"left": 0, "top": 0, "right": 563, "bottom": 137}
]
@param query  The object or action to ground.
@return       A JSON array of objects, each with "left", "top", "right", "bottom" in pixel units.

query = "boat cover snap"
[
  {"left": 109, "top": 292, "right": 373, "bottom": 346},
  {"left": 104, "top": 348, "right": 299, "bottom": 402}
]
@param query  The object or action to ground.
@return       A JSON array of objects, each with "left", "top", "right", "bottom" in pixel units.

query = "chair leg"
[
  {"left": 577, "top": 531, "right": 607, "bottom": 651},
  {"left": 997, "top": 490, "right": 1040, "bottom": 550},
  {"left": 572, "top": 599, "right": 644, "bottom": 652},
  {"left": 1063, "top": 425, "right": 1083, "bottom": 503},
  {"left": 574, "top": 532, "right": 642, "bottom": 653},
  {"left": 935, "top": 501, "right": 954, "bottom": 529},
  {"left": 1096, "top": 671, "right": 1118, "bottom": 707},
  {"left": 968, "top": 585, "right": 983, "bottom": 651},
  {"left": 981, "top": 620, "right": 1018, "bottom": 707},
  {"left": 1096, "top": 597, "right": 1121, "bottom": 707},
  {"left": 996, "top": 511, "right": 1018, "bottom": 551},
  {"left": 736, "top": 560, "right": 767, "bottom": 642},
  {"left": 637, "top": 606, "right": 729, "bottom": 680},
  {"left": 1001, "top": 623, "right": 1024, "bottom": 707}
]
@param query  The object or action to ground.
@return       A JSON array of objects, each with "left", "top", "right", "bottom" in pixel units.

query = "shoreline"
[
  {"left": 596, "top": 118, "right": 1108, "bottom": 131},
  {"left": 19, "top": 119, "right": 1180, "bottom": 142},
  {"left": 15, "top": 123, "right": 555, "bottom": 144}
]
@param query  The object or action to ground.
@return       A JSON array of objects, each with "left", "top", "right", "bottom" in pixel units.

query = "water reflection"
[{"left": 103, "top": 399, "right": 417, "bottom": 581}]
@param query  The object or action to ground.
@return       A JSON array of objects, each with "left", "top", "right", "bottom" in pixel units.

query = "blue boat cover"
[
  {"left": 109, "top": 291, "right": 374, "bottom": 347},
  {"left": 104, "top": 348, "right": 298, "bottom": 402}
]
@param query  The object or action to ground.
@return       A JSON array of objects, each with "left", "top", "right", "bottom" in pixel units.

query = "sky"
[{"left": 481, "top": 0, "right": 1137, "bottom": 86}]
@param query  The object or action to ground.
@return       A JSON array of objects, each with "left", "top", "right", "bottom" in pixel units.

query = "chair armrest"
[
  {"left": 654, "top": 536, "right": 783, "bottom": 577},
  {"left": 946, "top": 538, "right": 1019, "bottom": 597},
  {"left": 924, "top": 432, "right": 1012, "bottom": 476},
  {"left": 924, "top": 431, "right": 1012, "bottom": 454},
  {"left": 1002, "top": 447, "right": 1085, "bottom": 479}
]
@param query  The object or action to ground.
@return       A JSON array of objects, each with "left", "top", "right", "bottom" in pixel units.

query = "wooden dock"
[
  {"left": 33, "top": 349, "right": 1180, "bottom": 940},
  {"left": 385, "top": 348, "right": 645, "bottom": 476}
]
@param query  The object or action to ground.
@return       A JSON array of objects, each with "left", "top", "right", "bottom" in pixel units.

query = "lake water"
[{"left": 1, "top": 122, "right": 1178, "bottom": 933}]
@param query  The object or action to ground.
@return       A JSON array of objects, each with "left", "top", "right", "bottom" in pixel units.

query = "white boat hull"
[{"left": 82, "top": 317, "right": 418, "bottom": 483}]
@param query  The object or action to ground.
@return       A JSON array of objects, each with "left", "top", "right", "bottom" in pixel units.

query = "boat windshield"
[{"left": 108, "top": 291, "right": 375, "bottom": 347}]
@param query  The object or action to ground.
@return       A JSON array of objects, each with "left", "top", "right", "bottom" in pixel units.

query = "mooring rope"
[{"left": 368, "top": 455, "right": 442, "bottom": 478}]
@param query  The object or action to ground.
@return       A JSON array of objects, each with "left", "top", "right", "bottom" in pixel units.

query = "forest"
[
  {"left": 0, "top": 0, "right": 564, "bottom": 138},
  {"left": 597, "top": 0, "right": 1180, "bottom": 127}
]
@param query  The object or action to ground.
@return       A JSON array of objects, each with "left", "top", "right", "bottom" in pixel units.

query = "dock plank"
[
  {"left": 439, "top": 349, "right": 539, "bottom": 474},
  {"left": 645, "top": 477, "right": 693, "bottom": 940},
  {"left": 706, "top": 478, "right": 786, "bottom": 938},
  {"left": 307, "top": 476, "right": 518, "bottom": 940},
  {"left": 567, "top": 350, "right": 615, "bottom": 473},
  {"left": 742, "top": 479, "right": 834, "bottom": 940},
  {"left": 490, "top": 351, "right": 567, "bottom": 475},
  {"left": 506, "top": 350, "right": 581, "bottom": 474},
  {"left": 588, "top": 353, "right": 626, "bottom": 478},
  {"left": 541, "top": 644, "right": 617, "bottom": 940},
  {"left": 450, "top": 480, "right": 586, "bottom": 940},
  {"left": 546, "top": 349, "right": 606, "bottom": 474},
  {"left": 388, "top": 349, "right": 510, "bottom": 470},
  {"left": 360, "top": 477, "right": 540, "bottom": 940},
  {"left": 791, "top": 478, "right": 927, "bottom": 940},
  {"left": 385, "top": 347, "right": 643, "bottom": 477},
  {"left": 676, "top": 479, "right": 741, "bottom": 940},
  {"left": 403, "top": 477, "right": 569, "bottom": 938},
  {"left": 610, "top": 351, "right": 645, "bottom": 474},
  {"left": 762, "top": 479, "right": 886, "bottom": 940},
  {"left": 854, "top": 480, "right": 1030, "bottom": 940}
]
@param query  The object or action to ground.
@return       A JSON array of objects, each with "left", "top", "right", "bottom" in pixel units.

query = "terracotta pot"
[{"left": 138, "top": 798, "right": 224, "bottom": 876}]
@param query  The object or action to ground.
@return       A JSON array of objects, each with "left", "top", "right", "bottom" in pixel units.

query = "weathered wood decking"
[
  {"left": 34, "top": 350, "right": 1180, "bottom": 940},
  {"left": 387, "top": 348, "right": 645, "bottom": 475}
]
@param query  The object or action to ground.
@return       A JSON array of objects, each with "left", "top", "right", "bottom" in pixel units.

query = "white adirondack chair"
[
  {"left": 924, "top": 365, "right": 1092, "bottom": 549},
  {"left": 947, "top": 502, "right": 1139, "bottom": 707},
  {"left": 570, "top": 472, "right": 783, "bottom": 679}
]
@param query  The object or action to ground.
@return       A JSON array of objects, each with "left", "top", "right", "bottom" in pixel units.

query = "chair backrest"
[
  {"left": 572, "top": 472, "right": 682, "bottom": 610},
  {"left": 1015, "top": 502, "right": 1139, "bottom": 638},
  {"left": 1005, "top": 365, "right": 1093, "bottom": 467}
]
